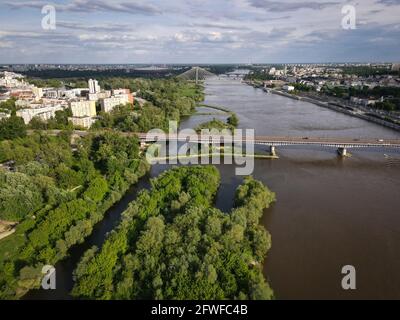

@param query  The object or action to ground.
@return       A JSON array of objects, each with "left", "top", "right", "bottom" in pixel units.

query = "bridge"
[
  {"left": 136, "top": 133, "right": 400, "bottom": 157},
  {"left": 224, "top": 72, "right": 248, "bottom": 78},
  {"left": 177, "top": 67, "right": 215, "bottom": 84},
  {"left": 31, "top": 130, "right": 400, "bottom": 157}
]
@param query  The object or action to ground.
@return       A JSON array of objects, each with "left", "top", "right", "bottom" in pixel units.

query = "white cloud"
[{"left": 0, "top": 0, "right": 399, "bottom": 62}]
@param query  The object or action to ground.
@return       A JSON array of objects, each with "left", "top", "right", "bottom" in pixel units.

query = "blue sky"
[{"left": 0, "top": 0, "right": 399, "bottom": 63}]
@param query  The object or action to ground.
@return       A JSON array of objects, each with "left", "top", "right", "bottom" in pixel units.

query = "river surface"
[{"left": 27, "top": 77, "right": 400, "bottom": 300}]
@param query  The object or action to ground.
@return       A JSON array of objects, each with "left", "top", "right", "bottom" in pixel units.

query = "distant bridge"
[
  {"left": 177, "top": 67, "right": 215, "bottom": 84},
  {"left": 31, "top": 130, "right": 400, "bottom": 157}
]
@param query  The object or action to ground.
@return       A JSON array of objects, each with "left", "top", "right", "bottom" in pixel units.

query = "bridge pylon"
[
  {"left": 337, "top": 147, "right": 348, "bottom": 157},
  {"left": 269, "top": 145, "right": 277, "bottom": 157},
  {"left": 177, "top": 67, "right": 215, "bottom": 84}
]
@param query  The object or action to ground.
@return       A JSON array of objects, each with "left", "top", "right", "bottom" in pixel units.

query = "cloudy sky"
[{"left": 0, "top": 0, "right": 399, "bottom": 63}]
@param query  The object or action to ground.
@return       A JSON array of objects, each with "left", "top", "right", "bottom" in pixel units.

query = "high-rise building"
[
  {"left": 69, "top": 100, "right": 96, "bottom": 117},
  {"left": 88, "top": 79, "right": 100, "bottom": 94}
]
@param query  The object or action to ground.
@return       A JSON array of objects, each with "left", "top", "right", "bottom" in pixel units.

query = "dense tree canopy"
[
  {"left": 0, "top": 116, "right": 26, "bottom": 141},
  {"left": 72, "top": 166, "right": 276, "bottom": 300},
  {"left": 0, "top": 131, "right": 149, "bottom": 299}
]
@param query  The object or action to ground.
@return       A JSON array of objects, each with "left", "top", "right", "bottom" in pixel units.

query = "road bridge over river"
[
  {"left": 34, "top": 130, "right": 400, "bottom": 157},
  {"left": 137, "top": 133, "right": 400, "bottom": 156}
]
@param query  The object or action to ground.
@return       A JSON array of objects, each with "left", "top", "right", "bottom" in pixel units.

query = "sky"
[{"left": 0, "top": 0, "right": 399, "bottom": 64}]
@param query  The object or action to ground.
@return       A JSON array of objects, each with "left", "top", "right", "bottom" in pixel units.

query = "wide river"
[{"left": 26, "top": 77, "right": 400, "bottom": 300}]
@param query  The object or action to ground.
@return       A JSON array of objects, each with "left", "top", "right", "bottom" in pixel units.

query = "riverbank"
[
  {"left": 198, "top": 103, "right": 234, "bottom": 114},
  {"left": 148, "top": 152, "right": 279, "bottom": 162},
  {"left": 245, "top": 81, "right": 400, "bottom": 132}
]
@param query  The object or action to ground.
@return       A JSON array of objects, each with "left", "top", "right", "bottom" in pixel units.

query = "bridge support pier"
[
  {"left": 269, "top": 146, "right": 277, "bottom": 157},
  {"left": 337, "top": 147, "right": 347, "bottom": 157}
]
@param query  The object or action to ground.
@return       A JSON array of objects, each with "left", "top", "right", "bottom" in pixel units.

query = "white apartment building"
[
  {"left": 60, "top": 89, "right": 79, "bottom": 99},
  {"left": 45, "top": 89, "right": 59, "bottom": 99},
  {"left": 69, "top": 100, "right": 96, "bottom": 117},
  {"left": 100, "top": 94, "right": 130, "bottom": 113},
  {"left": 88, "top": 79, "right": 100, "bottom": 94},
  {"left": 88, "top": 90, "right": 111, "bottom": 101},
  {"left": 63, "top": 88, "right": 89, "bottom": 98},
  {"left": 392, "top": 63, "right": 400, "bottom": 72},
  {"left": 31, "top": 86, "right": 43, "bottom": 99},
  {"left": 17, "top": 104, "right": 64, "bottom": 124},
  {"left": 68, "top": 116, "right": 96, "bottom": 129},
  {"left": 113, "top": 89, "right": 130, "bottom": 95}
]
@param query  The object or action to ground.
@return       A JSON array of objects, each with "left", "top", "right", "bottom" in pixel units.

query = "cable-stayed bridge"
[{"left": 177, "top": 67, "right": 215, "bottom": 84}]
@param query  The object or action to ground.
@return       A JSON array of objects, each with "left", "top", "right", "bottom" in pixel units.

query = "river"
[{"left": 26, "top": 76, "right": 400, "bottom": 300}]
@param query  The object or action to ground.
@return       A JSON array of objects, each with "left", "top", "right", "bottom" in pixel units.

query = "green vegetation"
[
  {"left": 29, "top": 108, "right": 74, "bottom": 130},
  {"left": 323, "top": 85, "right": 400, "bottom": 110},
  {"left": 72, "top": 166, "right": 275, "bottom": 300},
  {"left": 291, "top": 83, "right": 312, "bottom": 92},
  {"left": 244, "top": 70, "right": 275, "bottom": 82},
  {"left": 93, "top": 79, "right": 204, "bottom": 132},
  {"left": 0, "top": 131, "right": 149, "bottom": 299},
  {"left": 206, "top": 65, "right": 236, "bottom": 75},
  {"left": 0, "top": 116, "right": 26, "bottom": 141},
  {"left": 195, "top": 118, "right": 235, "bottom": 133},
  {"left": 374, "top": 101, "right": 397, "bottom": 111},
  {"left": 194, "top": 104, "right": 239, "bottom": 133},
  {"left": 0, "top": 98, "right": 17, "bottom": 114},
  {"left": 342, "top": 66, "right": 399, "bottom": 77},
  {"left": 227, "top": 113, "right": 239, "bottom": 127},
  {"left": 321, "top": 86, "right": 347, "bottom": 98},
  {"left": 26, "top": 78, "right": 63, "bottom": 89}
]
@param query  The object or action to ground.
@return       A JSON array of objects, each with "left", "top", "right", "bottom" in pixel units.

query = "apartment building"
[
  {"left": 16, "top": 104, "right": 64, "bottom": 124},
  {"left": 68, "top": 116, "right": 96, "bottom": 129},
  {"left": 100, "top": 94, "right": 131, "bottom": 113},
  {"left": 69, "top": 100, "right": 96, "bottom": 117}
]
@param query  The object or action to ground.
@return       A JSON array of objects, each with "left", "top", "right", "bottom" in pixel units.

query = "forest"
[
  {"left": 0, "top": 131, "right": 149, "bottom": 299},
  {"left": 72, "top": 166, "right": 276, "bottom": 300}
]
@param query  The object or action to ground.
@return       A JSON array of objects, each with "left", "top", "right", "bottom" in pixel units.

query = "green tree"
[
  {"left": 227, "top": 113, "right": 239, "bottom": 127},
  {"left": 0, "top": 116, "right": 26, "bottom": 141}
]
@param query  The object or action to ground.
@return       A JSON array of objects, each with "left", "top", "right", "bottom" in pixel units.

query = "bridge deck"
[
  {"left": 138, "top": 133, "right": 400, "bottom": 148},
  {"left": 29, "top": 130, "right": 400, "bottom": 149}
]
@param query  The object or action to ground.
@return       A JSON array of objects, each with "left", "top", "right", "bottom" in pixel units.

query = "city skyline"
[{"left": 0, "top": 0, "right": 400, "bottom": 64}]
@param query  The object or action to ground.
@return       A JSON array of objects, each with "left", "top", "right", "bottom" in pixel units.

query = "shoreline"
[
  {"left": 147, "top": 152, "right": 279, "bottom": 162},
  {"left": 245, "top": 81, "right": 400, "bottom": 132}
]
